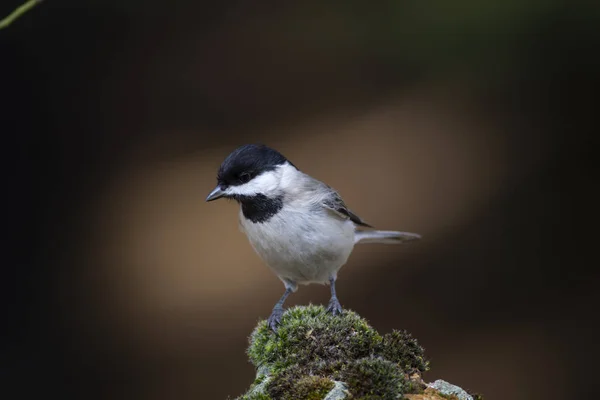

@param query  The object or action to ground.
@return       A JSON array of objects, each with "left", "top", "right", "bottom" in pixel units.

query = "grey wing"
[{"left": 322, "top": 189, "right": 373, "bottom": 228}]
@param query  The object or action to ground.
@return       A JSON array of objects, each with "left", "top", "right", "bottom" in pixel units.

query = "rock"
[
  {"left": 405, "top": 387, "right": 460, "bottom": 400},
  {"left": 427, "top": 379, "right": 474, "bottom": 400},
  {"left": 323, "top": 381, "right": 348, "bottom": 400}
]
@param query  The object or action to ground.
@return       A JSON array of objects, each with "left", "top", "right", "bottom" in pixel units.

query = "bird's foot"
[
  {"left": 267, "top": 306, "right": 285, "bottom": 332},
  {"left": 326, "top": 297, "right": 343, "bottom": 316}
]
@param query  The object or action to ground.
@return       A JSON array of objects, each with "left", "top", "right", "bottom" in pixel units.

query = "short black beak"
[{"left": 206, "top": 186, "right": 226, "bottom": 202}]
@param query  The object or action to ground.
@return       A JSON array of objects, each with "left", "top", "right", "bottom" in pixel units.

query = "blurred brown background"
[{"left": 2, "top": 1, "right": 598, "bottom": 399}]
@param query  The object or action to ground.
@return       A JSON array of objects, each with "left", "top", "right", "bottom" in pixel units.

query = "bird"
[{"left": 206, "top": 144, "right": 421, "bottom": 331}]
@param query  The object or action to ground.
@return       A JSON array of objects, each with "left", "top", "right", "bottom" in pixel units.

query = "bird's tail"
[{"left": 354, "top": 230, "right": 421, "bottom": 245}]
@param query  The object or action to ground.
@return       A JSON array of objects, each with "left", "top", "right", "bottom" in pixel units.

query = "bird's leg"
[
  {"left": 267, "top": 285, "right": 293, "bottom": 331},
  {"left": 326, "top": 276, "right": 343, "bottom": 316}
]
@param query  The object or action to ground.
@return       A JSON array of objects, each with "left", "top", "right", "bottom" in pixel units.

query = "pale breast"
[{"left": 239, "top": 206, "right": 355, "bottom": 284}]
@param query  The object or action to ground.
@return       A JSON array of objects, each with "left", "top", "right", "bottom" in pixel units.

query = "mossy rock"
[{"left": 234, "top": 305, "right": 480, "bottom": 400}]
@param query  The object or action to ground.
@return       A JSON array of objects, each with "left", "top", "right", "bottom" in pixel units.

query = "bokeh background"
[{"left": 2, "top": 1, "right": 598, "bottom": 399}]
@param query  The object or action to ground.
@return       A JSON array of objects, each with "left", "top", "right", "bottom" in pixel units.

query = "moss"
[
  {"left": 380, "top": 330, "right": 429, "bottom": 374},
  {"left": 332, "top": 357, "right": 406, "bottom": 399},
  {"left": 267, "top": 370, "right": 335, "bottom": 400},
  {"left": 403, "top": 376, "right": 426, "bottom": 395},
  {"left": 248, "top": 304, "right": 382, "bottom": 371},
  {"left": 253, "top": 374, "right": 267, "bottom": 386},
  {"left": 236, "top": 392, "right": 272, "bottom": 400},
  {"left": 236, "top": 305, "right": 476, "bottom": 400}
]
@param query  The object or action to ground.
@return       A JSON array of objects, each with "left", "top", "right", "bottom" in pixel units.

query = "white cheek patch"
[
  {"left": 225, "top": 168, "right": 282, "bottom": 197},
  {"left": 278, "top": 162, "right": 300, "bottom": 189}
]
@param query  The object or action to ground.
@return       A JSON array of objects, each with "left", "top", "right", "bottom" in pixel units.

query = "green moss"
[
  {"left": 267, "top": 370, "right": 335, "bottom": 400},
  {"left": 248, "top": 304, "right": 382, "bottom": 371},
  {"left": 403, "top": 377, "right": 426, "bottom": 395},
  {"left": 237, "top": 305, "right": 441, "bottom": 400},
  {"left": 333, "top": 357, "right": 406, "bottom": 399},
  {"left": 236, "top": 392, "right": 271, "bottom": 400},
  {"left": 253, "top": 374, "right": 267, "bottom": 386},
  {"left": 380, "top": 330, "right": 430, "bottom": 374}
]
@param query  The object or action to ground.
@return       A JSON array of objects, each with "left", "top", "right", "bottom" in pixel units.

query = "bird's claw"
[
  {"left": 267, "top": 306, "right": 285, "bottom": 332},
  {"left": 326, "top": 297, "right": 343, "bottom": 316}
]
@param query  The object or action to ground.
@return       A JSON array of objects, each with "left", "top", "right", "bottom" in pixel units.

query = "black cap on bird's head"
[{"left": 206, "top": 144, "right": 296, "bottom": 201}]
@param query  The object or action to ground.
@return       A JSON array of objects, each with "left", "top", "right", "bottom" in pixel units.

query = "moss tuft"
[
  {"left": 248, "top": 304, "right": 382, "bottom": 370},
  {"left": 380, "top": 330, "right": 429, "bottom": 374},
  {"left": 267, "top": 370, "right": 335, "bottom": 400},
  {"left": 333, "top": 357, "right": 406, "bottom": 399}
]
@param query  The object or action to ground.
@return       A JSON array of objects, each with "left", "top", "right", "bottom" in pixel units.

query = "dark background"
[{"left": 2, "top": 1, "right": 598, "bottom": 399}]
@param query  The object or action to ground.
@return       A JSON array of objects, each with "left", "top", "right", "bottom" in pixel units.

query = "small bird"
[{"left": 206, "top": 144, "right": 420, "bottom": 331}]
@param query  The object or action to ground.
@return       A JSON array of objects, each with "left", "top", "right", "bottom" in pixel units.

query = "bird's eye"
[{"left": 239, "top": 172, "right": 251, "bottom": 183}]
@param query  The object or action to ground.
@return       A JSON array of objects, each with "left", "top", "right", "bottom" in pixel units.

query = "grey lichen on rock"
[
  {"left": 427, "top": 380, "right": 474, "bottom": 400},
  {"left": 234, "top": 305, "right": 481, "bottom": 400},
  {"left": 323, "top": 381, "right": 348, "bottom": 400}
]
